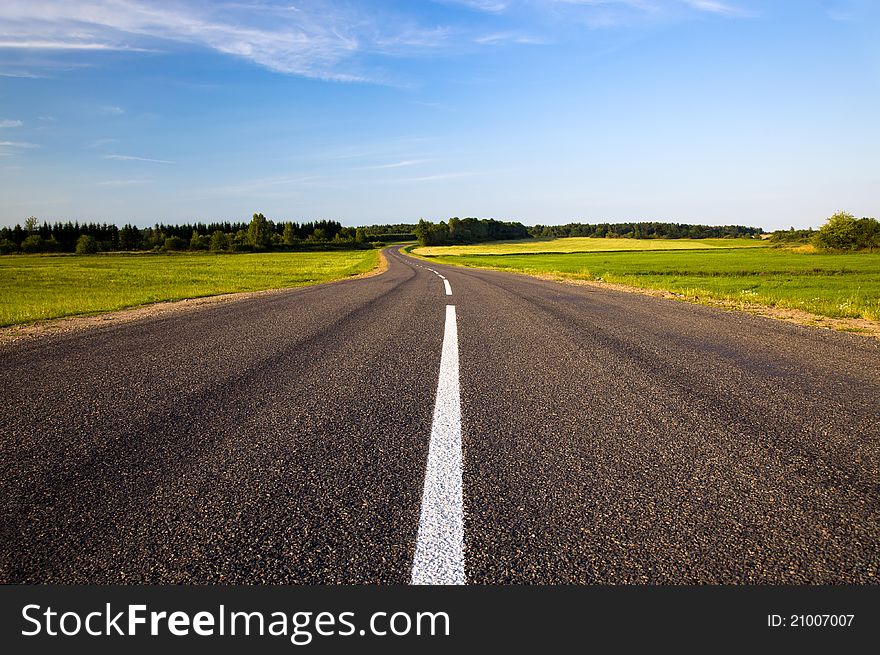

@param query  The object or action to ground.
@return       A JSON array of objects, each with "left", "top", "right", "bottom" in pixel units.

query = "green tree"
[
  {"left": 118, "top": 224, "right": 142, "bottom": 250},
  {"left": 355, "top": 227, "right": 367, "bottom": 243},
  {"left": 209, "top": 230, "right": 231, "bottom": 252},
  {"left": 20, "top": 235, "right": 44, "bottom": 253},
  {"left": 853, "top": 217, "right": 880, "bottom": 249},
  {"left": 815, "top": 212, "right": 858, "bottom": 250},
  {"left": 189, "top": 230, "right": 209, "bottom": 250},
  {"left": 75, "top": 234, "right": 98, "bottom": 255},
  {"left": 164, "top": 236, "right": 187, "bottom": 251},
  {"left": 283, "top": 222, "right": 298, "bottom": 246},
  {"left": 247, "top": 213, "right": 272, "bottom": 249},
  {"left": 24, "top": 216, "right": 39, "bottom": 235}
]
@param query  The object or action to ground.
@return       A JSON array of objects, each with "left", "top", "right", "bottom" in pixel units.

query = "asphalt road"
[{"left": 1, "top": 246, "right": 878, "bottom": 584}]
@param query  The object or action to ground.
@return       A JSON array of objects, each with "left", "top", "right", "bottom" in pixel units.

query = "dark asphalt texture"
[{"left": 1, "top": 246, "right": 878, "bottom": 584}]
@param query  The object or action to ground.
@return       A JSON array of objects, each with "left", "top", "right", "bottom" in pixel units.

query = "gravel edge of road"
[{"left": 0, "top": 249, "right": 389, "bottom": 347}]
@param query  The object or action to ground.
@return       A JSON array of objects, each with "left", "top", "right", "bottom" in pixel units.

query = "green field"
[
  {"left": 0, "top": 250, "right": 379, "bottom": 326},
  {"left": 413, "top": 236, "right": 765, "bottom": 256},
  {"left": 419, "top": 244, "right": 880, "bottom": 322}
]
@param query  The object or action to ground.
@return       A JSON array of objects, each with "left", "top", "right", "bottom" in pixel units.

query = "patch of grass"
[
  {"left": 0, "top": 250, "right": 379, "bottom": 326},
  {"left": 424, "top": 247, "right": 880, "bottom": 321},
  {"left": 413, "top": 236, "right": 765, "bottom": 256}
]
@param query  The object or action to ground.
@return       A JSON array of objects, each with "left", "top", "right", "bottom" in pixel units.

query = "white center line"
[
  {"left": 411, "top": 305, "right": 465, "bottom": 585},
  {"left": 443, "top": 279, "right": 452, "bottom": 295}
]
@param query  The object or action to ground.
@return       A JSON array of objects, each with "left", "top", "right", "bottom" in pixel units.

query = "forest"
[
  {"left": 0, "top": 215, "right": 408, "bottom": 254},
  {"left": 528, "top": 222, "right": 764, "bottom": 240}
]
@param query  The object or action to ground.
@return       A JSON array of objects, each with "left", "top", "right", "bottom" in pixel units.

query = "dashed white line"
[
  {"left": 443, "top": 279, "right": 452, "bottom": 296},
  {"left": 411, "top": 305, "right": 465, "bottom": 585}
]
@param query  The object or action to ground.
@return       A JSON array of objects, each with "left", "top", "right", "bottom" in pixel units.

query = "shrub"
[
  {"left": 189, "top": 231, "right": 209, "bottom": 251},
  {"left": 0, "top": 238, "right": 19, "bottom": 254},
  {"left": 164, "top": 236, "right": 188, "bottom": 251},
  {"left": 20, "top": 235, "right": 44, "bottom": 253},
  {"left": 75, "top": 234, "right": 99, "bottom": 255},
  {"left": 209, "top": 230, "right": 231, "bottom": 252},
  {"left": 815, "top": 212, "right": 880, "bottom": 251}
]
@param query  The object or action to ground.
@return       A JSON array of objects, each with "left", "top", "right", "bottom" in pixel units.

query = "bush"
[
  {"left": 815, "top": 212, "right": 880, "bottom": 251},
  {"left": 209, "top": 230, "right": 231, "bottom": 252},
  {"left": 75, "top": 234, "right": 98, "bottom": 255},
  {"left": 164, "top": 236, "right": 188, "bottom": 251},
  {"left": 0, "top": 238, "right": 19, "bottom": 254},
  {"left": 189, "top": 231, "right": 209, "bottom": 251},
  {"left": 20, "top": 235, "right": 44, "bottom": 253}
]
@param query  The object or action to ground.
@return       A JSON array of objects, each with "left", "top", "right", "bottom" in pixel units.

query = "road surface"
[{"left": 1, "top": 246, "right": 878, "bottom": 584}]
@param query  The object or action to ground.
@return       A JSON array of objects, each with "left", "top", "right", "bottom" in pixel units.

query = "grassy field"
[
  {"left": 0, "top": 250, "right": 379, "bottom": 326},
  {"left": 413, "top": 236, "right": 765, "bottom": 256},
  {"left": 419, "top": 244, "right": 880, "bottom": 322}
]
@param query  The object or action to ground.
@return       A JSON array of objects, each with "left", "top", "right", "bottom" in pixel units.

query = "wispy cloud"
[
  {"left": 359, "top": 159, "right": 431, "bottom": 170},
  {"left": 97, "top": 179, "right": 150, "bottom": 187},
  {"left": 439, "top": 0, "right": 512, "bottom": 12},
  {"left": 0, "top": 0, "right": 750, "bottom": 82},
  {"left": 104, "top": 154, "right": 172, "bottom": 164},
  {"left": 0, "top": 119, "right": 23, "bottom": 128},
  {"left": 0, "top": 140, "right": 39, "bottom": 148},
  {"left": 395, "top": 171, "right": 481, "bottom": 183},
  {"left": 549, "top": 0, "right": 748, "bottom": 18},
  {"left": 474, "top": 31, "right": 546, "bottom": 45},
  {"left": 100, "top": 106, "right": 125, "bottom": 116},
  {"left": 0, "top": 1, "right": 376, "bottom": 81},
  {"left": 679, "top": 0, "right": 747, "bottom": 16},
  {"left": 0, "top": 71, "right": 46, "bottom": 78},
  {"left": 0, "top": 41, "right": 153, "bottom": 51}
]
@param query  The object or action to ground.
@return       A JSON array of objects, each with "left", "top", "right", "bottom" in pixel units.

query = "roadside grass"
[
  {"left": 422, "top": 247, "right": 880, "bottom": 321},
  {"left": 0, "top": 250, "right": 379, "bottom": 326},
  {"left": 413, "top": 236, "right": 765, "bottom": 256}
]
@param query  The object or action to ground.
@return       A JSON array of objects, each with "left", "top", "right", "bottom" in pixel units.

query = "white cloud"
[
  {"left": 679, "top": 0, "right": 746, "bottom": 16},
  {"left": 0, "top": 41, "right": 153, "bottom": 51},
  {"left": 0, "top": 0, "right": 751, "bottom": 82},
  {"left": 104, "top": 154, "right": 172, "bottom": 163},
  {"left": 0, "top": 71, "right": 46, "bottom": 78},
  {"left": 0, "top": 0, "right": 376, "bottom": 81},
  {"left": 0, "top": 140, "right": 39, "bottom": 148},
  {"left": 549, "top": 0, "right": 747, "bottom": 16},
  {"left": 97, "top": 179, "right": 150, "bottom": 186},
  {"left": 0, "top": 119, "right": 23, "bottom": 128},
  {"left": 440, "top": 0, "right": 511, "bottom": 12},
  {"left": 360, "top": 159, "right": 431, "bottom": 170},
  {"left": 474, "top": 31, "right": 546, "bottom": 45},
  {"left": 395, "top": 171, "right": 481, "bottom": 183}
]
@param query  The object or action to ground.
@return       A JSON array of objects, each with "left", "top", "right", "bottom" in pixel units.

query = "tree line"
[
  {"left": 414, "top": 217, "right": 530, "bottom": 246},
  {"left": 4, "top": 212, "right": 873, "bottom": 255},
  {"left": 529, "top": 222, "right": 764, "bottom": 239},
  {"left": 0, "top": 215, "right": 385, "bottom": 254}
]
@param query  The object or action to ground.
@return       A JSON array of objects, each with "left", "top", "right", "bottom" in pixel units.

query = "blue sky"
[{"left": 0, "top": 0, "right": 878, "bottom": 229}]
